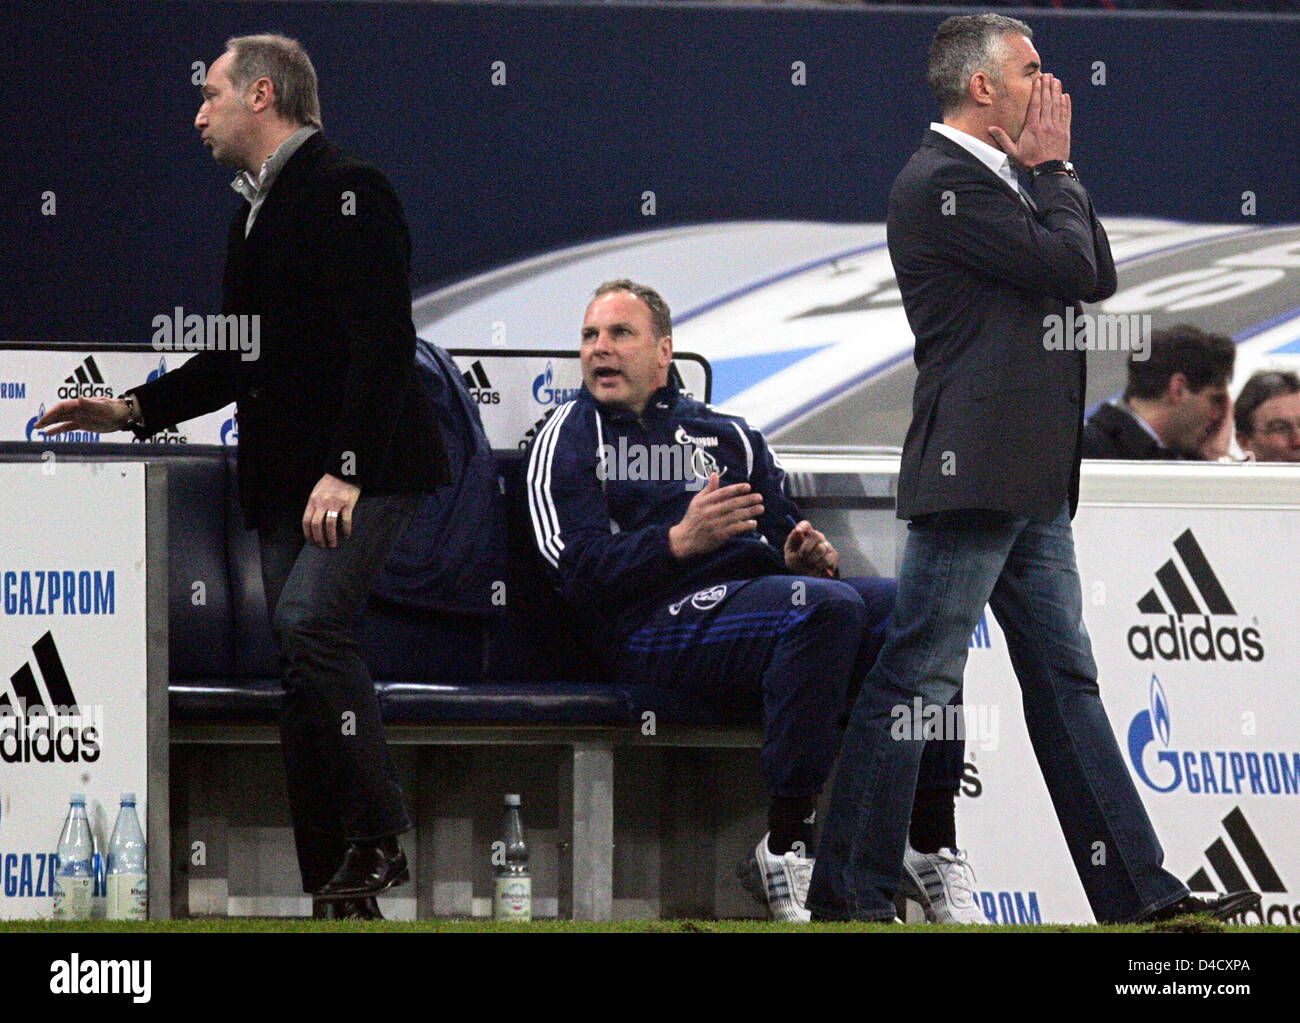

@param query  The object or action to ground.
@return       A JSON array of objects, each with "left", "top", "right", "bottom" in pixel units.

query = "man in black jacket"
[
  {"left": 38, "top": 34, "right": 447, "bottom": 917},
  {"left": 808, "top": 14, "right": 1257, "bottom": 924},
  {"left": 1082, "top": 325, "right": 1235, "bottom": 460}
]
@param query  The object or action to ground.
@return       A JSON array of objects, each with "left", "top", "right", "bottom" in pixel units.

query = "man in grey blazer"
[{"left": 807, "top": 13, "right": 1258, "bottom": 924}]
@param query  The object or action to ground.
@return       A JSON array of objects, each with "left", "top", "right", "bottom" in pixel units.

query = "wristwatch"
[
  {"left": 122, "top": 393, "right": 144, "bottom": 428},
  {"left": 1031, "top": 160, "right": 1078, "bottom": 180}
]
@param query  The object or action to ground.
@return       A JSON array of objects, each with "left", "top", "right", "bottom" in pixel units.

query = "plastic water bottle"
[
  {"left": 52, "top": 794, "right": 94, "bottom": 920},
  {"left": 106, "top": 793, "right": 147, "bottom": 921},
  {"left": 91, "top": 807, "right": 105, "bottom": 916},
  {"left": 492, "top": 793, "right": 531, "bottom": 921}
]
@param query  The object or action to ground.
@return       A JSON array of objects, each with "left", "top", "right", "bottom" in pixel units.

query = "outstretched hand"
[{"left": 35, "top": 397, "right": 130, "bottom": 436}]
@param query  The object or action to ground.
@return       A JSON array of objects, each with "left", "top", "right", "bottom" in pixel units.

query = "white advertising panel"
[
  {"left": 959, "top": 469, "right": 1300, "bottom": 924},
  {"left": 0, "top": 462, "right": 150, "bottom": 919},
  {"left": 0, "top": 346, "right": 710, "bottom": 453},
  {"left": 450, "top": 349, "right": 711, "bottom": 450},
  {"left": 0, "top": 348, "right": 234, "bottom": 447}
]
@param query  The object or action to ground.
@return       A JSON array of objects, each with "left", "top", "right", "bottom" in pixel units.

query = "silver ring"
[{"left": 326, "top": 510, "right": 339, "bottom": 518}]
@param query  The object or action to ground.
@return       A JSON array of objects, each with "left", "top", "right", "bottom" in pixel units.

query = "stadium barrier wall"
[{"left": 0, "top": 461, "right": 169, "bottom": 921}]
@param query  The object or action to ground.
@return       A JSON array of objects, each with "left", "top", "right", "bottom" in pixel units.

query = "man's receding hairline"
[{"left": 589, "top": 288, "right": 669, "bottom": 338}]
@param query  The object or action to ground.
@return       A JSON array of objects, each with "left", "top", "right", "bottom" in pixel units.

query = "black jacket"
[
  {"left": 1081, "top": 402, "right": 1188, "bottom": 460},
  {"left": 887, "top": 130, "right": 1117, "bottom": 521},
  {"left": 129, "top": 133, "right": 448, "bottom": 526}
]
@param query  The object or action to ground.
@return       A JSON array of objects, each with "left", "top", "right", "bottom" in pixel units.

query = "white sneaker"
[
  {"left": 738, "top": 833, "right": 814, "bottom": 923},
  {"left": 901, "top": 844, "right": 990, "bottom": 924}
]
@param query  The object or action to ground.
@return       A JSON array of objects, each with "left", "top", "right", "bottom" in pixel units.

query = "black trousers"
[{"left": 258, "top": 495, "right": 420, "bottom": 894}]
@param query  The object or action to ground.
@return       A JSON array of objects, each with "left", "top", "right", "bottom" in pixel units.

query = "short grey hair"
[
  {"left": 592, "top": 279, "right": 672, "bottom": 339},
  {"left": 927, "top": 14, "right": 1033, "bottom": 118},
  {"left": 225, "top": 33, "right": 323, "bottom": 130}
]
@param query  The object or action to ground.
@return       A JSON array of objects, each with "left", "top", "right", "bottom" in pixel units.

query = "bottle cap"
[
  {"left": 504, "top": 793, "right": 521, "bottom": 806},
  {"left": 120, "top": 793, "right": 136, "bottom": 804},
  {"left": 70, "top": 793, "right": 85, "bottom": 805}
]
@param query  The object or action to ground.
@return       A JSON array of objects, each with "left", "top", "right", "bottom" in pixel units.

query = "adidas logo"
[
  {"left": 0, "top": 632, "right": 102, "bottom": 763},
  {"left": 1137, "top": 529, "right": 1234, "bottom": 616},
  {"left": 1188, "top": 807, "right": 1283, "bottom": 895},
  {"left": 1127, "top": 528, "right": 1263, "bottom": 663},
  {"left": 57, "top": 355, "right": 114, "bottom": 400},
  {"left": 462, "top": 361, "right": 500, "bottom": 405},
  {"left": 519, "top": 408, "right": 558, "bottom": 450},
  {"left": 1188, "top": 807, "right": 1292, "bottom": 924}
]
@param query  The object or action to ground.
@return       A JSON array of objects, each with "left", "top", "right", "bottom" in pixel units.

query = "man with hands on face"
[
  {"left": 38, "top": 34, "right": 447, "bottom": 919},
  {"left": 807, "top": 14, "right": 1259, "bottom": 924},
  {"left": 528, "top": 279, "right": 977, "bottom": 923}
]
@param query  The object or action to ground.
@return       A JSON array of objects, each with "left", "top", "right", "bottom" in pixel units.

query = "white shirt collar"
[
  {"left": 929, "top": 122, "right": 1020, "bottom": 197},
  {"left": 1115, "top": 400, "right": 1166, "bottom": 445}
]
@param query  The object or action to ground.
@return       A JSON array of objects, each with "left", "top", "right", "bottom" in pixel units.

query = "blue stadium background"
[{"left": 2, "top": 0, "right": 1298, "bottom": 342}]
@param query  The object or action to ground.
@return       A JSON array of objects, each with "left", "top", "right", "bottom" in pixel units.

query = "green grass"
[{"left": 3, "top": 917, "right": 1296, "bottom": 933}]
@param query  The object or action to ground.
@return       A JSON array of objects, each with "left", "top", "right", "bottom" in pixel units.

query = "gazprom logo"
[
  {"left": 146, "top": 357, "right": 168, "bottom": 384},
  {"left": 1128, "top": 675, "right": 1184, "bottom": 792},
  {"left": 532, "top": 362, "right": 580, "bottom": 406},
  {"left": 221, "top": 416, "right": 238, "bottom": 446},
  {"left": 1127, "top": 674, "right": 1300, "bottom": 796}
]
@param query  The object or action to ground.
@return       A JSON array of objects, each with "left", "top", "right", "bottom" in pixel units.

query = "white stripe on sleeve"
[{"left": 527, "top": 401, "right": 576, "bottom": 568}]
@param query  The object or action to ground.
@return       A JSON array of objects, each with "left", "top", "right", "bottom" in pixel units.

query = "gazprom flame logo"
[
  {"left": 1128, "top": 674, "right": 1178, "bottom": 792},
  {"left": 146, "top": 357, "right": 167, "bottom": 384},
  {"left": 532, "top": 362, "right": 580, "bottom": 406},
  {"left": 1152, "top": 675, "right": 1171, "bottom": 747}
]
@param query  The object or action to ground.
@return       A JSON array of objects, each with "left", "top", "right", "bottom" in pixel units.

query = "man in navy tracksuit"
[{"left": 527, "top": 279, "right": 977, "bottom": 922}]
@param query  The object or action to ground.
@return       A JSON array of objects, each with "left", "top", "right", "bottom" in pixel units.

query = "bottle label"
[
  {"left": 492, "top": 876, "right": 531, "bottom": 921},
  {"left": 52, "top": 876, "right": 94, "bottom": 920},
  {"left": 107, "top": 874, "right": 148, "bottom": 921}
]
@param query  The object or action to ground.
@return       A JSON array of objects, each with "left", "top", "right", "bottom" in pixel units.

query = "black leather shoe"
[
  {"left": 1141, "top": 891, "right": 1261, "bottom": 923},
  {"left": 315, "top": 841, "right": 409, "bottom": 900},
  {"left": 312, "top": 896, "right": 384, "bottom": 920}
]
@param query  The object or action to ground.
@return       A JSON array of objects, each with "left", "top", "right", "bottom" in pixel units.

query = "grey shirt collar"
[{"left": 231, "top": 126, "right": 318, "bottom": 236}]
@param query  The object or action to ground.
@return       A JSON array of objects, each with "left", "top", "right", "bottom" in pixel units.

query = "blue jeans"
[
  {"left": 258, "top": 495, "right": 420, "bottom": 893},
  {"left": 807, "top": 505, "right": 1189, "bottom": 923}
]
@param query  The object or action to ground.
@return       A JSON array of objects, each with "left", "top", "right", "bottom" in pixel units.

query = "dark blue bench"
[{"left": 0, "top": 442, "right": 747, "bottom": 727}]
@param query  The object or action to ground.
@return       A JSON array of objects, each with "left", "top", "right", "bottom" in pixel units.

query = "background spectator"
[
  {"left": 1082, "top": 324, "right": 1235, "bottom": 460},
  {"left": 1234, "top": 369, "right": 1300, "bottom": 462}
]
